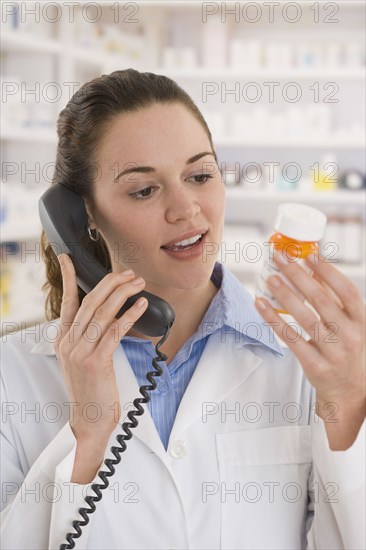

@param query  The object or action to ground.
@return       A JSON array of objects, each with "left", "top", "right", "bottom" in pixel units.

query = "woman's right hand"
[{"left": 55, "top": 253, "right": 148, "bottom": 450}]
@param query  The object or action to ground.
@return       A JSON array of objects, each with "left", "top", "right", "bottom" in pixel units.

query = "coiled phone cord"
[{"left": 59, "top": 325, "right": 171, "bottom": 550}]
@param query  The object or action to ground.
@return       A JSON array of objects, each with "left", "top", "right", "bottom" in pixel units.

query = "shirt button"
[
  {"left": 169, "top": 440, "right": 187, "bottom": 458},
  {"left": 158, "top": 382, "right": 168, "bottom": 393}
]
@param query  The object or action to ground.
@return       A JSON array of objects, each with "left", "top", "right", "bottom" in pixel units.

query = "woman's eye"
[
  {"left": 129, "top": 186, "right": 155, "bottom": 200},
  {"left": 129, "top": 174, "right": 213, "bottom": 200},
  {"left": 191, "top": 174, "right": 214, "bottom": 184}
]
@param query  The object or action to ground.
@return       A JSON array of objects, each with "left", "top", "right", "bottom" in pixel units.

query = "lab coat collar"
[
  {"left": 29, "top": 318, "right": 265, "bottom": 466},
  {"left": 30, "top": 264, "right": 286, "bottom": 358},
  {"left": 113, "top": 329, "right": 265, "bottom": 465},
  {"left": 30, "top": 318, "right": 60, "bottom": 356},
  {"left": 167, "top": 329, "right": 264, "bottom": 445}
]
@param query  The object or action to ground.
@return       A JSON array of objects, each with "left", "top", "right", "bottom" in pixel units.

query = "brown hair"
[{"left": 41, "top": 68, "right": 218, "bottom": 320}]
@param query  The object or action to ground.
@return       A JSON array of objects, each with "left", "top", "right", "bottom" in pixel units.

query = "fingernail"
[
  {"left": 274, "top": 251, "right": 289, "bottom": 265},
  {"left": 57, "top": 254, "right": 63, "bottom": 267},
  {"left": 121, "top": 269, "right": 134, "bottom": 276},
  {"left": 256, "top": 298, "right": 267, "bottom": 310},
  {"left": 132, "top": 277, "right": 144, "bottom": 285},
  {"left": 267, "top": 275, "right": 281, "bottom": 288},
  {"left": 136, "top": 297, "right": 147, "bottom": 308},
  {"left": 306, "top": 253, "right": 320, "bottom": 264}
]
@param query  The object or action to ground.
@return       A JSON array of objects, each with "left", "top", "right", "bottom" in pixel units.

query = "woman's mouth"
[{"left": 161, "top": 231, "right": 208, "bottom": 259}]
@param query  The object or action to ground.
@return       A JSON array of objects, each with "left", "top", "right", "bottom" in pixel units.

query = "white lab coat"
[{"left": 0, "top": 319, "right": 365, "bottom": 550}]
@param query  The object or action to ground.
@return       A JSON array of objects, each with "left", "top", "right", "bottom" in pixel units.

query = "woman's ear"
[{"left": 84, "top": 198, "right": 97, "bottom": 229}]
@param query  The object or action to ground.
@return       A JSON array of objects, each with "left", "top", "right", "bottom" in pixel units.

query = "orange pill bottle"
[{"left": 255, "top": 203, "right": 327, "bottom": 314}]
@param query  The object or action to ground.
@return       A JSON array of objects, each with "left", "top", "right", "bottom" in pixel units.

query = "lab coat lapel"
[
  {"left": 169, "top": 331, "right": 264, "bottom": 442},
  {"left": 112, "top": 344, "right": 170, "bottom": 467},
  {"left": 31, "top": 332, "right": 173, "bottom": 469},
  {"left": 30, "top": 323, "right": 264, "bottom": 466}
]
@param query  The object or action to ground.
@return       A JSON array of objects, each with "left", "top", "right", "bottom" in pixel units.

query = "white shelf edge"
[
  {"left": 157, "top": 67, "right": 366, "bottom": 80},
  {"left": 226, "top": 260, "right": 366, "bottom": 279},
  {"left": 2, "top": 30, "right": 365, "bottom": 81},
  {"left": 70, "top": 47, "right": 111, "bottom": 66},
  {"left": 1, "top": 30, "right": 62, "bottom": 54},
  {"left": 0, "top": 230, "right": 42, "bottom": 244},
  {"left": 225, "top": 188, "right": 366, "bottom": 204},
  {"left": 0, "top": 209, "right": 43, "bottom": 243},
  {"left": 1, "top": 128, "right": 58, "bottom": 144},
  {"left": 1, "top": 312, "right": 47, "bottom": 333},
  {"left": 215, "top": 137, "right": 366, "bottom": 149},
  {"left": 3, "top": 129, "right": 364, "bottom": 149}
]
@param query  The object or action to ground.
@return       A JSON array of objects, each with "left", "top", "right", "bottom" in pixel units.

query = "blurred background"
[{"left": 1, "top": 0, "right": 365, "bottom": 334}]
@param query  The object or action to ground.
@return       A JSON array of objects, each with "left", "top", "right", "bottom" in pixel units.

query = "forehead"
[{"left": 97, "top": 103, "right": 210, "bottom": 166}]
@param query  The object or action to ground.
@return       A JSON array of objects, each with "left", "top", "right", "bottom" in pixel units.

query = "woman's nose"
[{"left": 164, "top": 187, "right": 201, "bottom": 223}]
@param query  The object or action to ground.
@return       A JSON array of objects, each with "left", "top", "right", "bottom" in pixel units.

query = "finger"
[
  {"left": 96, "top": 295, "right": 149, "bottom": 358},
  {"left": 305, "top": 254, "right": 365, "bottom": 324},
  {"left": 69, "top": 272, "right": 140, "bottom": 346},
  {"left": 312, "top": 271, "right": 344, "bottom": 309},
  {"left": 273, "top": 252, "right": 349, "bottom": 328},
  {"left": 56, "top": 254, "right": 80, "bottom": 351},
  {"left": 254, "top": 296, "right": 323, "bottom": 368},
  {"left": 86, "top": 277, "right": 147, "bottom": 341},
  {"left": 266, "top": 274, "right": 341, "bottom": 352}
]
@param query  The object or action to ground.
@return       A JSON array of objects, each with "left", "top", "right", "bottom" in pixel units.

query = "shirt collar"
[
  {"left": 30, "top": 263, "right": 284, "bottom": 356},
  {"left": 192, "top": 261, "right": 285, "bottom": 356}
]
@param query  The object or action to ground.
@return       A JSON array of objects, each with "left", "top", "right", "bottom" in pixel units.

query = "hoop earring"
[{"left": 88, "top": 227, "right": 100, "bottom": 242}]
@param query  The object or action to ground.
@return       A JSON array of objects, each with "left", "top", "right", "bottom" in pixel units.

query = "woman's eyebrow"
[{"left": 113, "top": 151, "right": 215, "bottom": 183}]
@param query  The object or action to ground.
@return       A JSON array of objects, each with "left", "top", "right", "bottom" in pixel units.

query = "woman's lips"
[
  {"left": 161, "top": 232, "right": 208, "bottom": 260},
  {"left": 161, "top": 228, "right": 208, "bottom": 248}
]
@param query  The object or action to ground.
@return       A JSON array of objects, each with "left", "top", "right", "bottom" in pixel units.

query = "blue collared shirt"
[{"left": 121, "top": 261, "right": 284, "bottom": 449}]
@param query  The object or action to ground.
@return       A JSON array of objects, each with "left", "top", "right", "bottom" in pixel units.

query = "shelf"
[
  {"left": 1, "top": 30, "right": 62, "bottom": 54},
  {"left": 1, "top": 127, "right": 58, "bottom": 144},
  {"left": 225, "top": 188, "right": 366, "bottom": 205},
  {"left": 1, "top": 30, "right": 142, "bottom": 69},
  {"left": 70, "top": 46, "right": 113, "bottom": 67},
  {"left": 71, "top": 46, "right": 139, "bottom": 67},
  {"left": 227, "top": 259, "right": 366, "bottom": 280},
  {"left": 215, "top": 136, "right": 366, "bottom": 149},
  {"left": 2, "top": 129, "right": 364, "bottom": 149},
  {"left": 2, "top": 31, "right": 364, "bottom": 82},
  {"left": 1, "top": 1, "right": 364, "bottom": 324},
  {"left": 340, "top": 263, "right": 366, "bottom": 279},
  {"left": 1, "top": 227, "right": 42, "bottom": 244},
  {"left": 157, "top": 67, "right": 366, "bottom": 80},
  {"left": 1, "top": 311, "right": 47, "bottom": 335}
]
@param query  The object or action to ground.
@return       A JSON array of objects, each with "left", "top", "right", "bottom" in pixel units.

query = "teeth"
[{"left": 173, "top": 234, "right": 202, "bottom": 247}]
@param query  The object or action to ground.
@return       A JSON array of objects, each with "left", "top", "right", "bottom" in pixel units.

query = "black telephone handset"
[
  {"left": 38, "top": 183, "right": 175, "bottom": 336},
  {"left": 38, "top": 183, "right": 175, "bottom": 549}
]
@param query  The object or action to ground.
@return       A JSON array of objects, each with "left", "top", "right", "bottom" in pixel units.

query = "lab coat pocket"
[{"left": 216, "top": 425, "right": 312, "bottom": 550}]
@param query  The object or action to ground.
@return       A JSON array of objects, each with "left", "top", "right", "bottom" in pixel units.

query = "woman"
[{"left": 1, "top": 69, "right": 365, "bottom": 550}]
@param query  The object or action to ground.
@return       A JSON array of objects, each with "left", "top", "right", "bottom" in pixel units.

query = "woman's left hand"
[{"left": 254, "top": 251, "right": 366, "bottom": 450}]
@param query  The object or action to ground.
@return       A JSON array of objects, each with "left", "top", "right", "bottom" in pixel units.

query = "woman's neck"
[{"left": 125, "top": 279, "right": 219, "bottom": 360}]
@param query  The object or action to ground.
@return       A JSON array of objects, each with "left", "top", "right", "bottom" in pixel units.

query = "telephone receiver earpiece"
[{"left": 38, "top": 184, "right": 175, "bottom": 337}]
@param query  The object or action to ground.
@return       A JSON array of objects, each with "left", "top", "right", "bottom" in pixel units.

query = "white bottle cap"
[{"left": 274, "top": 203, "right": 327, "bottom": 241}]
